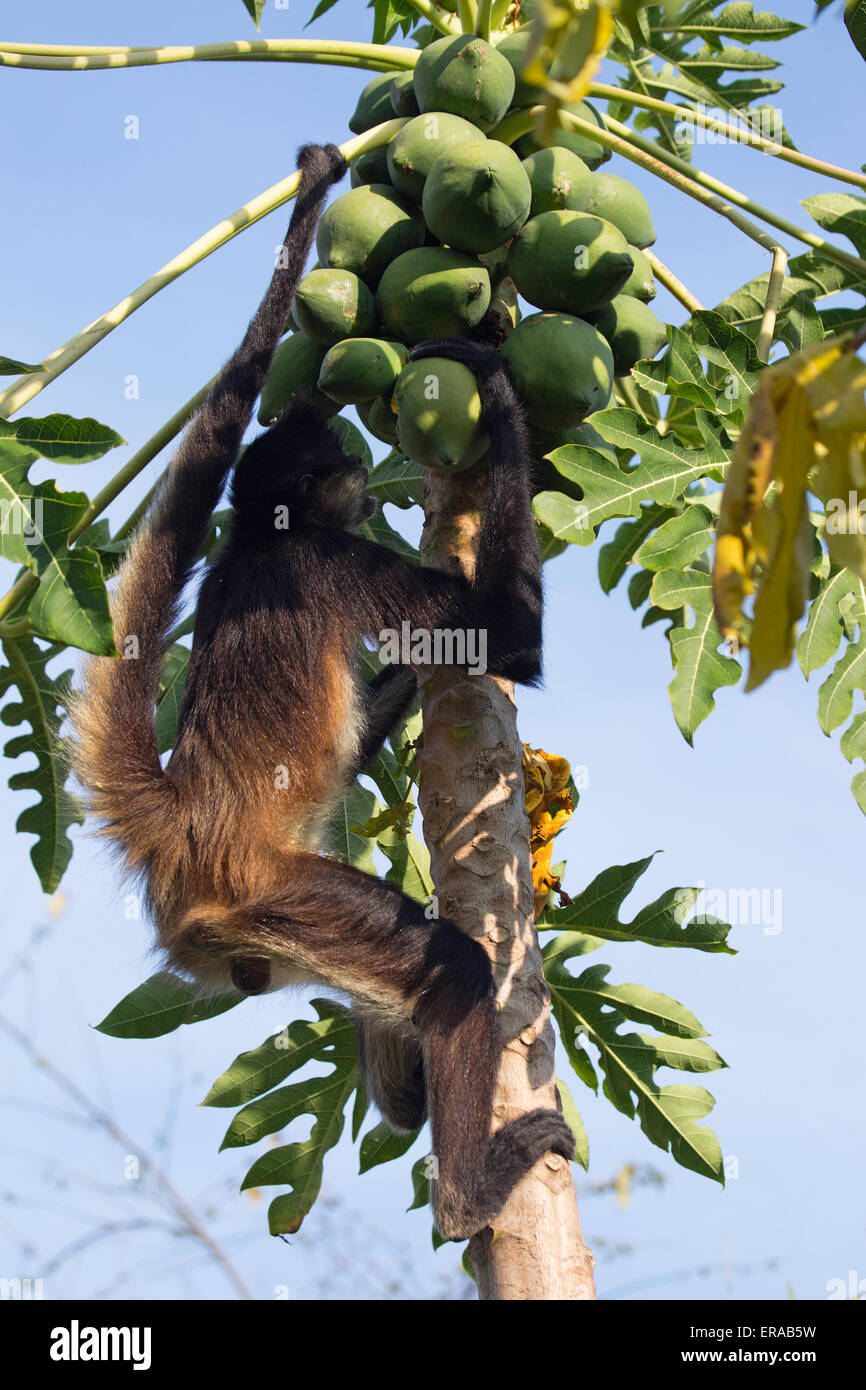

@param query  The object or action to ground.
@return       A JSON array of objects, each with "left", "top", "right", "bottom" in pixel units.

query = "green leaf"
[
  {"left": 240, "top": 0, "right": 267, "bottom": 29},
  {"left": 797, "top": 569, "right": 858, "bottom": 677},
  {"left": 328, "top": 780, "right": 380, "bottom": 872},
  {"left": 598, "top": 505, "right": 678, "bottom": 591},
  {"left": 670, "top": 3, "right": 805, "bottom": 43},
  {"left": 650, "top": 569, "right": 742, "bottom": 742},
  {"left": 548, "top": 957, "right": 726, "bottom": 1183},
  {"left": 845, "top": 0, "right": 866, "bottom": 62},
  {"left": 776, "top": 293, "right": 825, "bottom": 354},
  {"left": 0, "top": 635, "right": 82, "bottom": 892},
  {"left": 0, "top": 439, "right": 115, "bottom": 654},
  {"left": 0, "top": 356, "right": 42, "bottom": 375},
  {"left": 534, "top": 408, "right": 728, "bottom": 545},
  {"left": 0, "top": 414, "right": 125, "bottom": 464},
  {"left": 801, "top": 193, "right": 866, "bottom": 258},
  {"left": 328, "top": 414, "right": 373, "bottom": 470},
  {"left": 634, "top": 506, "right": 714, "bottom": 572},
  {"left": 816, "top": 580, "right": 866, "bottom": 735},
  {"left": 556, "top": 1079, "right": 590, "bottom": 1170},
  {"left": 155, "top": 643, "right": 190, "bottom": 753},
  {"left": 306, "top": 0, "right": 342, "bottom": 25},
  {"left": 539, "top": 854, "right": 735, "bottom": 953},
  {"left": 202, "top": 1001, "right": 353, "bottom": 1108},
  {"left": 359, "top": 1119, "right": 419, "bottom": 1173},
  {"left": 359, "top": 507, "right": 420, "bottom": 562},
  {"left": 367, "top": 452, "right": 425, "bottom": 509},
  {"left": 95, "top": 971, "right": 241, "bottom": 1039},
  {"left": 229, "top": 1006, "right": 359, "bottom": 1235}
]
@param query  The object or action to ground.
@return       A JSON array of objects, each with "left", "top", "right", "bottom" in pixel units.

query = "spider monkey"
[{"left": 71, "top": 143, "right": 574, "bottom": 1240}]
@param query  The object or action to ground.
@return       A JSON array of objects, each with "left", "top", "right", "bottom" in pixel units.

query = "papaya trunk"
[{"left": 417, "top": 466, "right": 596, "bottom": 1302}]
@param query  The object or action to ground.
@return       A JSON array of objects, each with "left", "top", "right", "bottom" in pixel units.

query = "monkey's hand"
[
  {"left": 296, "top": 142, "right": 348, "bottom": 188},
  {"left": 410, "top": 337, "right": 505, "bottom": 386}
]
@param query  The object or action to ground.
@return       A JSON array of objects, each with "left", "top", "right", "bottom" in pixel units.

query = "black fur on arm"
[
  {"left": 407, "top": 338, "right": 543, "bottom": 684},
  {"left": 142, "top": 144, "right": 347, "bottom": 619}
]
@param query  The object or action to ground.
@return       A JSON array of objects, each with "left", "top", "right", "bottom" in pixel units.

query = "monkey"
[{"left": 70, "top": 143, "right": 574, "bottom": 1241}]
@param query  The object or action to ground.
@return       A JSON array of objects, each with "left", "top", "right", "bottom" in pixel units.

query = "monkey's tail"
[{"left": 68, "top": 519, "right": 181, "bottom": 876}]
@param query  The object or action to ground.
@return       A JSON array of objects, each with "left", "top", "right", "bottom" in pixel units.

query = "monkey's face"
[{"left": 296, "top": 451, "right": 376, "bottom": 529}]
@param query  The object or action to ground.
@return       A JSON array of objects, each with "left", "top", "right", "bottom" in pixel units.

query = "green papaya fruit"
[
  {"left": 620, "top": 244, "right": 656, "bottom": 302},
  {"left": 387, "top": 111, "right": 484, "bottom": 204},
  {"left": 594, "top": 296, "right": 667, "bottom": 376},
  {"left": 258, "top": 333, "right": 330, "bottom": 425},
  {"left": 376, "top": 247, "right": 491, "bottom": 343},
  {"left": 495, "top": 26, "right": 544, "bottom": 108},
  {"left": 521, "top": 146, "right": 592, "bottom": 216},
  {"left": 422, "top": 139, "right": 531, "bottom": 254},
  {"left": 294, "top": 268, "right": 378, "bottom": 346},
  {"left": 357, "top": 392, "right": 400, "bottom": 445},
  {"left": 349, "top": 73, "right": 397, "bottom": 135},
  {"left": 584, "top": 171, "right": 656, "bottom": 248},
  {"left": 390, "top": 70, "right": 420, "bottom": 117},
  {"left": 394, "top": 357, "right": 488, "bottom": 471},
  {"left": 316, "top": 184, "right": 425, "bottom": 288},
  {"left": 318, "top": 337, "right": 409, "bottom": 405},
  {"left": 508, "top": 210, "right": 634, "bottom": 315},
  {"left": 413, "top": 35, "right": 515, "bottom": 133},
  {"left": 515, "top": 98, "right": 611, "bottom": 171},
  {"left": 350, "top": 146, "right": 392, "bottom": 188},
  {"left": 501, "top": 311, "right": 614, "bottom": 427}
]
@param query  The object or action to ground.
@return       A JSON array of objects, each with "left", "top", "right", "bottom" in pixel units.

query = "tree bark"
[{"left": 417, "top": 467, "right": 596, "bottom": 1302}]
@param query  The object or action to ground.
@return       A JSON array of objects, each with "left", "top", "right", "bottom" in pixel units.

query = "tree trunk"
[{"left": 417, "top": 467, "right": 596, "bottom": 1302}]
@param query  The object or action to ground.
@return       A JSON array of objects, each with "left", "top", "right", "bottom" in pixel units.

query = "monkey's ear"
[
  {"left": 297, "top": 473, "right": 315, "bottom": 495},
  {"left": 231, "top": 958, "right": 271, "bottom": 995}
]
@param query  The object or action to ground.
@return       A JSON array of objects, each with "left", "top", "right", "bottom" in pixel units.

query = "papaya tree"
[{"left": 1, "top": 0, "right": 864, "bottom": 1302}]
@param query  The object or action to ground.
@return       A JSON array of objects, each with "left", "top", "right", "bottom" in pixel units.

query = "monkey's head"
[
  {"left": 169, "top": 906, "right": 307, "bottom": 998},
  {"left": 231, "top": 393, "right": 376, "bottom": 531}
]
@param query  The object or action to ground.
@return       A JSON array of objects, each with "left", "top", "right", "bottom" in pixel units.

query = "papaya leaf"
[
  {"left": 359, "top": 1119, "right": 419, "bottom": 1173},
  {"left": 328, "top": 780, "right": 380, "bottom": 873},
  {"left": 598, "top": 505, "right": 678, "bottom": 591},
  {"left": 228, "top": 1005, "right": 359, "bottom": 1235},
  {"left": 538, "top": 854, "right": 735, "bottom": 953},
  {"left": 202, "top": 1001, "right": 353, "bottom": 1109},
  {"left": 801, "top": 193, "right": 866, "bottom": 258},
  {"left": 367, "top": 452, "right": 424, "bottom": 509},
  {"left": 240, "top": 0, "right": 267, "bottom": 29},
  {"left": 651, "top": 568, "right": 741, "bottom": 742},
  {"left": 328, "top": 414, "right": 373, "bottom": 470},
  {"left": 634, "top": 505, "right": 715, "bottom": 572},
  {"left": 0, "top": 414, "right": 124, "bottom": 464},
  {"left": 0, "top": 635, "right": 81, "bottom": 892},
  {"left": 0, "top": 439, "right": 114, "bottom": 654},
  {"left": 535, "top": 409, "right": 728, "bottom": 543},
  {"left": 95, "top": 971, "right": 242, "bottom": 1039},
  {"left": 845, "top": 0, "right": 866, "bottom": 61},
  {"left": 546, "top": 953, "right": 726, "bottom": 1183},
  {"left": 155, "top": 642, "right": 190, "bottom": 754},
  {"left": 797, "top": 568, "right": 859, "bottom": 678},
  {"left": 359, "top": 507, "right": 420, "bottom": 562},
  {"left": 556, "top": 1078, "right": 590, "bottom": 1170},
  {"left": 0, "top": 356, "right": 42, "bottom": 375}
]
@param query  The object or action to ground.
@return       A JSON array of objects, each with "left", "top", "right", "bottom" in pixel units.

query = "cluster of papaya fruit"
[{"left": 259, "top": 14, "right": 667, "bottom": 474}]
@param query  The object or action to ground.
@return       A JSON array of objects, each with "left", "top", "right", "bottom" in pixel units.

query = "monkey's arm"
[
  {"left": 410, "top": 339, "right": 543, "bottom": 683},
  {"left": 343, "top": 340, "right": 542, "bottom": 683},
  {"left": 71, "top": 145, "right": 346, "bottom": 864}
]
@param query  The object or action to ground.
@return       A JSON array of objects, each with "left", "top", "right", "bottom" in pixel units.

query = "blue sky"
[{"left": 1, "top": 0, "right": 864, "bottom": 1301}]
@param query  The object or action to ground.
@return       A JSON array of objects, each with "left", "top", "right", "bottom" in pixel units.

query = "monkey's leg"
[
  {"left": 213, "top": 857, "right": 575, "bottom": 1240},
  {"left": 354, "top": 1012, "right": 426, "bottom": 1133}
]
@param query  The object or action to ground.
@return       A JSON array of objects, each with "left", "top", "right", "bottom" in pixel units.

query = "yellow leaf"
[{"left": 712, "top": 329, "right": 866, "bottom": 688}]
